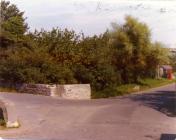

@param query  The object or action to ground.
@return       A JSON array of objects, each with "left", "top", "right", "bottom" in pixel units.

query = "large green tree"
[
  {"left": 0, "top": 0, "right": 28, "bottom": 48},
  {"left": 110, "top": 16, "right": 152, "bottom": 83},
  {"left": 109, "top": 16, "right": 168, "bottom": 83}
]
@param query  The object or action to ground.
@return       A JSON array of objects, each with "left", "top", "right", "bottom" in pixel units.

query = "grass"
[
  {"left": 92, "top": 78, "right": 175, "bottom": 99},
  {"left": 0, "top": 108, "right": 6, "bottom": 130},
  {"left": 139, "top": 78, "right": 175, "bottom": 89},
  {"left": 0, "top": 87, "right": 17, "bottom": 93},
  {"left": 0, "top": 119, "right": 6, "bottom": 128},
  {"left": 0, "top": 120, "right": 6, "bottom": 130}
]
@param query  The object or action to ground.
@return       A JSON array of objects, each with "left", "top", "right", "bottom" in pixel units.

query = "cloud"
[{"left": 8, "top": 0, "right": 176, "bottom": 47}]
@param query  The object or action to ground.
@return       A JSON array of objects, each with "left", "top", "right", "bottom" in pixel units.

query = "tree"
[
  {"left": 145, "top": 42, "right": 170, "bottom": 78},
  {"left": 0, "top": 0, "right": 28, "bottom": 48},
  {"left": 110, "top": 16, "right": 152, "bottom": 83},
  {"left": 169, "top": 52, "right": 176, "bottom": 72},
  {"left": 74, "top": 32, "right": 119, "bottom": 90},
  {"left": 0, "top": 46, "right": 77, "bottom": 84}
]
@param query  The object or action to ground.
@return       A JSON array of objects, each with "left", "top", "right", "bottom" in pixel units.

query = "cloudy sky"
[{"left": 9, "top": 0, "right": 176, "bottom": 48}]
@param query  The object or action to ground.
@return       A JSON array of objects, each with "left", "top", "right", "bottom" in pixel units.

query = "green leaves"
[
  {"left": 0, "top": 0, "right": 28, "bottom": 48},
  {"left": 109, "top": 16, "right": 167, "bottom": 83},
  {"left": 0, "top": 0, "right": 170, "bottom": 97},
  {"left": 170, "top": 53, "right": 176, "bottom": 71},
  {"left": 2, "top": 16, "right": 26, "bottom": 35}
]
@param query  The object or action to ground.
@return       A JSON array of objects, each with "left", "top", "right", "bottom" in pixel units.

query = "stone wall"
[
  {"left": 54, "top": 84, "right": 91, "bottom": 99},
  {"left": 19, "top": 84, "right": 91, "bottom": 99},
  {"left": 19, "top": 84, "right": 56, "bottom": 96}
]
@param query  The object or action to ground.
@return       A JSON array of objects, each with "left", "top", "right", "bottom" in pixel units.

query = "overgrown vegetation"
[
  {"left": 0, "top": 119, "right": 5, "bottom": 127},
  {"left": 0, "top": 87, "right": 16, "bottom": 92},
  {"left": 0, "top": 108, "right": 6, "bottom": 129},
  {"left": 170, "top": 53, "right": 176, "bottom": 71},
  {"left": 92, "top": 78, "right": 174, "bottom": 98},
  {"left": 0, "top": 1, "right": 174, "bottom": 98}
]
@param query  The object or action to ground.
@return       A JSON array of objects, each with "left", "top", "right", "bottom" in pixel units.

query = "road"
[{"left": 0, "top": 84, "right": 175, "bottom": 140}]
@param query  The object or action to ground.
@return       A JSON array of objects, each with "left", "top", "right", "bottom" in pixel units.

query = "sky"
[{"left": 9, "top": 0, "right": 176, "bottom": 48}]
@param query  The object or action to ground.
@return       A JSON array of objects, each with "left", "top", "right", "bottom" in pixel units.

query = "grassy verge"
[
  {"left": 0, "top": 108, "right": 6, "bottom": 130},
  {"left": 139, "top": 78, "right": 175, "bottom": 90},
  {"left": 0, "top": 119, "right": 6, "bottom": 129},
  {"left": 92, "top": 78, "right": 175, "bottom": 99},
  {"left": 0, "top": 87, "right": 17, "bottom": 93}
]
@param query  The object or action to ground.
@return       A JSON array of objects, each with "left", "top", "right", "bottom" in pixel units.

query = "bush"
[
  {"left": 0, "top": 47, "right": 77, "bottom": 84},
  {"left": 91, "top": 87, "right": 118, "bottom": 99}
]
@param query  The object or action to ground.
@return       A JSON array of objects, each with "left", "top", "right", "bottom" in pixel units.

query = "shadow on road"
[
  {"left": 160, "top": 134, "right": 176, "bottom": 140},
  {"left": 130, "top": 90, "right": 176, "bottom": 117}
]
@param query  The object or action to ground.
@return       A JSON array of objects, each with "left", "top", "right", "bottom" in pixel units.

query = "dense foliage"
[
  {"left": 0, "top": 1, "right": 171, "bottom": 95},
  {"left": 170, "top": 53, "right": 176, "bottom": 71}
]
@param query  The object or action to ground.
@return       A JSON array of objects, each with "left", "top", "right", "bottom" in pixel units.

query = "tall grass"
[{"left": 92, "top": 78, "right": 175, "bottom": 99}]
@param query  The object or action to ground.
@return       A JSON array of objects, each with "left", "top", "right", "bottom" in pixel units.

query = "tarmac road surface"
[{"left": 0, "top": 83, "right": 176, "bottom": 140}]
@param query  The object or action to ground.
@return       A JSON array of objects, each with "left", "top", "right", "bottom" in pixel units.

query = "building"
[
  {"left": 159, "top": 65, "right": 174, "bottom": 79},
  {"left": 168, "top": 48, "right": 176, "bottom": 55}
]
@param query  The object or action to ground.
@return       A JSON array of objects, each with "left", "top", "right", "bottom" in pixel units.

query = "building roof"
[
  {"left": 161, "top": 65, "right": 173, "bottom": 70},
  {"left": 168, "top": 48, "right": 176, "bottom": 53}
]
